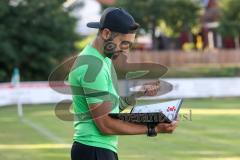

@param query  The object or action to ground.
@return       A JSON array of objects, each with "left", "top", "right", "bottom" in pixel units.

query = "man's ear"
[{"left": 101, "top": 28, "right": 111, "bottom": 40}]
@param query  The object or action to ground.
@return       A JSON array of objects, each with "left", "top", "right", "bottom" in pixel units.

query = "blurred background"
[{"left": 0, "top": 0, "right": 240, "bottom": 160}]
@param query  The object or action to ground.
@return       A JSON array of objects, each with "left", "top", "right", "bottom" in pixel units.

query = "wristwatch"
[{"left": 147, "top": 125, "right": 157, "bottom": 137}]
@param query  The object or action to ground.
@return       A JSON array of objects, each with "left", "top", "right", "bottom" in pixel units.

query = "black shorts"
[{"left": 71, "top": 141, "right": 119, "bottom": 160}]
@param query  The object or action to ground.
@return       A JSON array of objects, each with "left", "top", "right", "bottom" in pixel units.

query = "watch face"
[{"left": 147, "top": 125, "right": 157, "bottom": 137}]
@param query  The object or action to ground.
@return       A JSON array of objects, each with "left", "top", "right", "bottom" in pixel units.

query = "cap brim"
[
  {"left": 87, "top": 22, "right": 101, "bottom": 28},
  {"left": 130, "top": 23, "right": 140, "bottom": 30}
]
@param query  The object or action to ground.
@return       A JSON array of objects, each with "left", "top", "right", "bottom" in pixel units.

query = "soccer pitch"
[{"left": 0, "top": 98, "right": 240, "bottom": 160}]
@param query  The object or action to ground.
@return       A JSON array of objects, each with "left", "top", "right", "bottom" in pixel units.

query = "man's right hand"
[{"left": 155, "top": 121, "right": 178, "bottom": 134}]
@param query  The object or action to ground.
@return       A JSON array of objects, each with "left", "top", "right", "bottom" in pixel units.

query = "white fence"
[
  {"left": 0, "top": 78, "right": 240, "bottom": 107},
  {"left": 0, "top": 82, "right": 71, "bottom": 107},
  {"left": 141, "top": 78, "right": 240, "bottom": 99}
]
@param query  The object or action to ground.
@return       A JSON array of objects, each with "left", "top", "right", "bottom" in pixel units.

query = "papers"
[{"left": 131, "top": 99, "right": 183, "bottom": 121}]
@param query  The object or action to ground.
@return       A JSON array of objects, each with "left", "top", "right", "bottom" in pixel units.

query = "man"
[{"left": 69, "top": 7, "right": 178, "bottom": 160}]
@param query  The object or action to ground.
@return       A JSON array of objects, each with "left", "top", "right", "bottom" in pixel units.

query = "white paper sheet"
[{"left": 131, "top": 99, "right": 183, "bottom": 121}]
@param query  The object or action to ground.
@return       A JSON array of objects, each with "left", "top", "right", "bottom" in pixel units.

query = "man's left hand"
[{"left": 142, "top": 80, "right": 160, "bottom": 96}]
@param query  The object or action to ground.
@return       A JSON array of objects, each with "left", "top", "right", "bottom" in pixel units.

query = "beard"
[
  {"left": 104, "top": 50, "right": 123, "bottom": 59},
  {"left": 103, "top": 40, "right": 123, "bottom": 59}
]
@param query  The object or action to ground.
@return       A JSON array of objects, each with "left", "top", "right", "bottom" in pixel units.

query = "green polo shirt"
[{"left": 68, "top": 44, "right": 120, "bottom": 153}]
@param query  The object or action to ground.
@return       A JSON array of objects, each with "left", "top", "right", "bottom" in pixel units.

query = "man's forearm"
[
  {"left": 99, "top": 116, "right": 148, "bottom": 135},
  {"left": 90, "top": 101, "right": 148, "bottom": 135}
]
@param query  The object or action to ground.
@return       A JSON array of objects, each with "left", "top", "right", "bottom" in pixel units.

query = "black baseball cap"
[{"left": 87, "top": 7, "right": 139, "bottom": 34}]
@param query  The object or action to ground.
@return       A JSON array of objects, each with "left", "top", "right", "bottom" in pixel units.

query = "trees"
[
  {"left": 218, "top": 0, "right": 240, "bottom": 48},
  {"left": 115, "top": 0, "right": 201, "bottom": 49},
  {"left": 0, "top": 0, "right": 79, "bottom": 82}
]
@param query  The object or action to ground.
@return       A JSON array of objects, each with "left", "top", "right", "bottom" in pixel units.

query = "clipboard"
[{"left": 109, "top": 99, "right": 183, "bottom": 124}]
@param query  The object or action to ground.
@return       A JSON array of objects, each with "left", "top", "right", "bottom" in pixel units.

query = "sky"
[{"left": 68, "top": 0, "right": 101, "bottom": 35}]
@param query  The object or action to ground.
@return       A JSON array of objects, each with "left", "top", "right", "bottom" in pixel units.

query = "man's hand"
[
  {"left": 142, "top": 80, "right": 160, "bottom": 96},
  {"left": 132, "top": 80, "right": 160, "bottom": 98},
  {"left": 155, "top": 121, "right": 178, "bottom": 134}
]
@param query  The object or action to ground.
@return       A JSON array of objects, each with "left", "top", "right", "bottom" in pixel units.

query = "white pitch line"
[
  {"left": 0, "top": 144, "right": 71, "bottom": 150},
  {"left": 21, "top": 118, "right": 66, "bottom": 144}
]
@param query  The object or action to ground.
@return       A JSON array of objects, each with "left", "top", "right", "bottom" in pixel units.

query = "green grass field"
[{"left": 1, "top": 98, "right": 240, "bottom": 160}]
